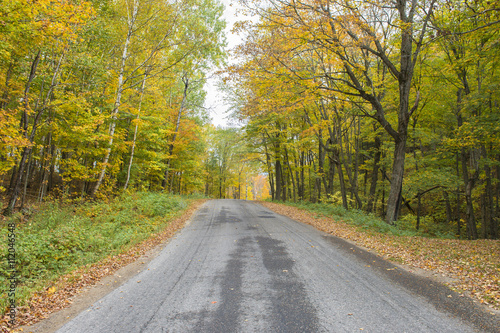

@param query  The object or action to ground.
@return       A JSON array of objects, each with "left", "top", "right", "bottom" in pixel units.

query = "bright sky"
[{"left": 204, "top": 0, "right": 249, "bottom": 128}]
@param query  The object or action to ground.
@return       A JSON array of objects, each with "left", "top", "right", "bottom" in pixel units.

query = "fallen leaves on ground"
[
  {"left": 260, "top": 201, "right": 500, "bottom": 311},
  {"left": 0, "top": 200, "right": 206, "bottom": 333}
]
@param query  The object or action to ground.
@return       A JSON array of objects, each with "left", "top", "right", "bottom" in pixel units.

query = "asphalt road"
[{"left": 56, "top": 199, "right": 493, "bottom": 332}]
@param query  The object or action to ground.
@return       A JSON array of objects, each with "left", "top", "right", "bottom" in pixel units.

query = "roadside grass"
[
  {"left": 260, "top": 201, "right": 500, "bottom": 311},
  {"left": 0, "top": 192, "right": 194, "bottom": 318}
]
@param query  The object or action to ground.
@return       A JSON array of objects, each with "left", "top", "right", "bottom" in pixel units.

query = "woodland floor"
[{"left": 2, "top": 199, "right": 498, "bottom": 332}]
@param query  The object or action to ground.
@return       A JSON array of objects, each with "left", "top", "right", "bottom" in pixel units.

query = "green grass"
[
  {"left": 275, "top": 200, "right": 457, "bottom": 239},
  {"left": 0, "top": 192, "right": 191, "bottom": 314}
]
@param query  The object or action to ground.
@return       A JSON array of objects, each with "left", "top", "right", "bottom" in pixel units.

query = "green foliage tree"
[{"left": 0, "top": 0, "right": 226, "bottom": 213}]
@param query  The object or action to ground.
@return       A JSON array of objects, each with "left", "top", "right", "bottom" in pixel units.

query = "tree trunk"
[
  {"left": 380, "top": 167, "right": 386, "bottom": 216},
  {"left": 353, "top": 117, "right": 361, "bottom": 208},
  {"left": 455, "top": 189, "right": 462, "bottom": 238},
  {"left": 124, "top": 71, "right": 148, "bottom": 190},
  {"left": 299, "top": 151, "right": 305, "bottom": 200},
  {"left": 334, "top": 151, "right": 348, "bottom": 209},
  {"left": 340, "top": 133, "right": 362, "bottom": 209},
  {"left": 38, "top": 131, "right": 53, "bottom": 202},
  {"left": 444, "top": 191, "right": 453, "bottom": 225},
  {"left": 327, "top": 150, "right": 335, "bottom": 197},
  {"left": 367, "top": 135, "right": 381, "bottom": 213},
  {"left": 496, "top": 156, "right": 500, "bottom": 239},
  {"left": 416, "top": 192, "right": 421, "bottom": 230},
  {"left": 317, "top": 135, "right": 324, "bottom": 202},
  {"left": 482, "top": 147, "right": 496, "bottom": 238},
  {"left": 454, "top": 88, "right": 479, "bottom": 239},
  {"left": 386, "top": 135, "right": 407, "bottom": 224},
  {"left": 461, "top": 147, "right": 478, "bottom": 239},
  {"left": 20, "top": 153, "right": 33, "bottom": 210},
  {"left": 92, "top": 0, "right": 139, "bottom": 197},
  {"left": 275, "top": 158, "right": 282, "bottom": 201},
  {"left": 384, "top": 0, "right": 433, "bottom": 222},
  {"left": 285, "top": 148, "right": 296, "bottom": 202},
  {"left": 264, "top": 137, "right": 275, "bottom": 200},
  {"left": 4, "top": 51, "right": 41, "bottom": 215},
  {"left": 4, "top": 50, "right": 48, "bottom": 215},
  {"left": 163, "top": 75, "right": 189, "bottom": 190}
]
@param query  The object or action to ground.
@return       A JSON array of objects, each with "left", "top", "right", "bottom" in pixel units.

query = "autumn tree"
[
  {"left": 1, "top": 0, "right": 94, "bottom": 214},
  {"left": 226, "top": 0, "right": 499, "bottom": 238},
  {"left": 241, "top": 0, "right": 438, "bottom": 223},
  {"left": 0, "top": 0, "right": 226, "bottom": 213},
  {"left": 429, "top": 0, "right": 500, "bottom": 238}
]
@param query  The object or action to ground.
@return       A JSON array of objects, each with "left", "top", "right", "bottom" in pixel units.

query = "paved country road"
[{"left": 56, "top": 199, "right": 496, "bottom": 332}]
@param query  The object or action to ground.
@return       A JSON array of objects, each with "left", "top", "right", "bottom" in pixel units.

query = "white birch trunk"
[
  {"left": 92, "top": 0, "right": 139, "bottom": 197},
  {"left": 124, "top": 70, "right": 148, "bottom": 190}
]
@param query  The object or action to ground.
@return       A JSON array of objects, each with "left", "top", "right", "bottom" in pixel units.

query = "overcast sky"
[{"left": 204, "top": 0, "right": 250, "bottom": 127}]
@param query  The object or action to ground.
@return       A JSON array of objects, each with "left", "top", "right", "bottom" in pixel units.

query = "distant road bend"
[{"left": 57, "top": 199, "right": 497, "bottom": 332}]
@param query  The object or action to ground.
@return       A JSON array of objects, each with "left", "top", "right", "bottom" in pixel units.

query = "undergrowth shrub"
[{"left": 0, "top": 192, "right": 190, "bottom": 314}]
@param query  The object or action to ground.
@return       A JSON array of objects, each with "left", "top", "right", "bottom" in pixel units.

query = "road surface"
[{"left": 57, "top": 199, "right": 493, "bottom": 332}]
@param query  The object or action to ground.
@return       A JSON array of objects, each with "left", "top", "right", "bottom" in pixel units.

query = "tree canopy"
[
  {"left": 1, "top": 0, "right": 499, "bottom": 239},
  {"left": 0, "top": 0, "right": 227, "bottom": 211},
  {"left": 224, "top": 0, "right": 500, "bottom": 239}
]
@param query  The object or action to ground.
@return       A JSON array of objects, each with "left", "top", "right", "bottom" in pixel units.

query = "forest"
[
  {"left": 225, "top": 0, "right": 500, "bottom": 240},
  {"left": 0, "top": 0, "right": 499, "bottom": 240}
]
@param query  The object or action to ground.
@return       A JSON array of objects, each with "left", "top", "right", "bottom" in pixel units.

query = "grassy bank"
[
  {"left": 276, "top": 200, "right": 456, "bottom": 239},
  {"left": 0, "top": 192, "right": 199, "bottom": 320}
]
